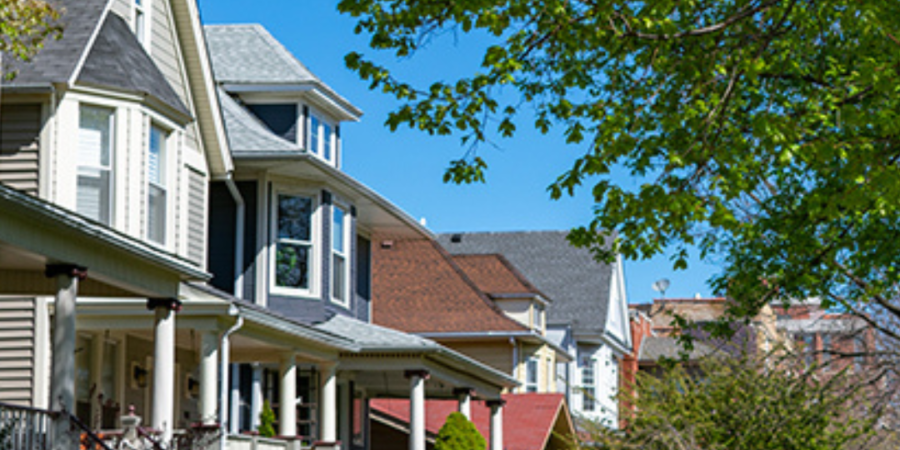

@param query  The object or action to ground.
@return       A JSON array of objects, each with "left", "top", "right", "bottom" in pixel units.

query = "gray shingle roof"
[
  {"left": 78, "top": 13, "right": 189, "bottom": 117},
  {"left": 204, "top": 24, "right": 318, "bottom": 85},
  {"left": 638, "top": 336, "right": 718, "bottom": 362},
  {"left": 217, "top": 88, "right": 303, "bottom": 155},
  {"left": 3, "top": 1, "right": 189, "bottom": 117},
  {"left": 436, "top": 231, "right": 614, "bottom": 335},
  {"left": 778, "top": 317, "right": 868, "bottom": 334},
  {"left": 315, "top": 315, "right": 441, "bottom": 351},
  {"left": 2, "top": 0, "right": 106, "bottom": 87}
]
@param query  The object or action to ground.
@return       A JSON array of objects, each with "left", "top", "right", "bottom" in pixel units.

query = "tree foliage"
[
  {"left": 434, "top": 412, "right": 486, "bottom": 450},
  {"left": 337, "top": 0, "right": 900, "bottom": 368},
  {"left": 0, "top": 0, "right": 62, "bottom": 79},
  {"left": 597, "top": 356, "right": 873, "bottom": 450}
]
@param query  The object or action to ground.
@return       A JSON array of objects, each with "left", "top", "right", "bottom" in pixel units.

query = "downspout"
[
  {"left": 220, "top": 306, "right": 244, "bottom": 450},
  {"left": 224, "top": 174, "right": 245, "bottom": 298}
]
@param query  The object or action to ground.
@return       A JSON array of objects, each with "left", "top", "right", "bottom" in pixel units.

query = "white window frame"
[
  {"left": 77, "top": 104, "right": 116, "bottom": 226},
  {"left": 581, "top": 356, "right": 596, "bottom": 412},
  {"left": 307, "top": 108, "right": 338, "bottom": 166},
  {"left": 147, "top": 123, "right": 169, "bottom": 246},
  {"left": 269, "top": 188, "right": 320, "bottom": 298},
  {"left": 133, "top": 0, "right": 150, "bottom": 48},
  {"left": 331, "top": 201, "right": 351, "bottom": 308},
  {"left": 524, "top": 356, "right": 539, "bottom": 393}
]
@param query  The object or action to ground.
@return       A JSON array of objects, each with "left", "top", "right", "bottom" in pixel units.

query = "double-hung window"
[
  {"left": 308, "top": 113, "right": 336, "bottom": 165},
  {"left": 331, "top": 205, "right": 350, "bottom": 306},
  {"left": 525, "top": 357, "right": 539, "bottom": 393},
  {"left": 77, "top": 105, "right": 114, "bottom": 225},
  {"left": 147, "top": 125, "right": 167, "bottom": 245},
  {"left": 274, "top": 193, "right": 315, "bottom": 294},
  {"left": 581, "top": 357, "right": 596, "bottom": 412}
]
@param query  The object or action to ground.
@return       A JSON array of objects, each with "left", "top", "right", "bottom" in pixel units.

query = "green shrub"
[
  {"left": 435, "top": 412, "right": 485, "bottom": 450},
  {"left": 258, "top": 400, "right": 276, "bottom": 438}
]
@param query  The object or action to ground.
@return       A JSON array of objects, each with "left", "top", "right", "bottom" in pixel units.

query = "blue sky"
[{"left": 197, "top": 0, "right": 721, "bottom": 303}]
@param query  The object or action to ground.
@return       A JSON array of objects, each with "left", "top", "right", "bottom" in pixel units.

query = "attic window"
[{"left": 248, "top": 104, "right": 298, "bottom": 142}]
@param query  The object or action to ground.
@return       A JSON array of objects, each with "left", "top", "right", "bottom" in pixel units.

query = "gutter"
[{"left": 416, "top": 330, "right": 575, "bottom": 362}]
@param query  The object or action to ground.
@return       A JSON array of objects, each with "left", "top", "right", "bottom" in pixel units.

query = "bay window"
[
  {"left": 77, "top": 105, "right": 114, "bottom": 225},
  {"left": 273, "top": 193, "right": 315, "bottom": 294},
  {"left": 331, "top": 204, "right": 350, "bottom": 306},
  {"left": 147, "top": 125, "right": 167, "bottom": 245}
]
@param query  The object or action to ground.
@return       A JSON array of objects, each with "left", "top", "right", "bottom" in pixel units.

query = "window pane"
[
  {"left": 79, "top": 106, "right": 112, "bottom": 167},
  {"left": 323, "top": 123, "right": 332, "bottom": 160},
  {"left": 583, "top": 388, "right": 595, "bottom": 412},
  {"left": 333, "top": 207, "right": 345, "bottom": 253},
  {"left": 77, "top": 169, "right": 111, "bottom": 224},
  {"left": 278, "top": 195, "right": 312, "bottom": 241},
  {"left": 276, "top": 243, "right": 310, "bottom": 288},
  {"left": 332, "top": 254, "right": 345, "bottom": 302},
  {"left": 247, "top": 104, "right": 298, "bottom": 142},
  {"left": 135, "top": 10, "right": 145, "bottom": 43},
  {"left": 310, "top": 116, "right": 320, "bottom": 154},
  {"left": 148, "top": 184, "right": 166, "bottom": 244},
  {"left": 149, "top": 127, "right": 165, "bottom": 186}
]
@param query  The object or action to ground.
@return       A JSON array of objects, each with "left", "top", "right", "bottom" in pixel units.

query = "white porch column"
[
  {"left": 149, "top": 298, "right": 179, "bottom": 443},
  {"left": 338, "top": 381, "right": 351, "bottom": 447},
  {"left": 487, "top": 399, "right": 505, "bottom": 450},
  {"left": 453, "top": 388, "right": 474, "bottom": 420},
  {"left": 250, "top": 364, "right": 263, "bottom": 430},
  {"left": 90, "top": 332, "right": 104, "bottom": 429},
  {"left": 47, "top": 264, "right": 85, "bottom": 450},
  {"left": 229, "top": 364, "right": 241, "bottom": 434},
  {"left": 199, "top": 331, "right": 219, "bottom": 426},
  {"left": 320, "top": 363, "right": 338, "bottom": 445},
  {"left": 279, "top": 353, "right": 297, "bottom": 437},
  {"left": 405, "top": 370, "right": 429, "bottom": 450}
]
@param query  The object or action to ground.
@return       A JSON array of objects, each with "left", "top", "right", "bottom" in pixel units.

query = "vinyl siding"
[
  {"left": 0, "top": 104, "right": 42, "bottom": 195},
  {"left": 440, "top": 341, "right": 514, "bottom": 376},
  {"left": 110, "top": 0, "right": 131, "bottom": 20},
  {"left": 186, "top": 167, "right": 206, "bottom": 265},
  {"left": 0, "top": 298, "right": 36, "bottom": 406}
]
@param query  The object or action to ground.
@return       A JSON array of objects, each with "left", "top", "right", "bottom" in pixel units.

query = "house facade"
[
  {"left": 0, "top": 4, "right": 518, "bottom": 450},
  {"left": 436, "top": 231, "right": 632, "bottom": 429}
]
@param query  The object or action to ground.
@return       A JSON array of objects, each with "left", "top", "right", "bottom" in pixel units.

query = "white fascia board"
[{"left": 222, "top": 82, "right": 363, "bottom": 122}]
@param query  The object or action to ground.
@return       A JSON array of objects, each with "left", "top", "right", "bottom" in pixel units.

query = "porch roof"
[{"left": 0, "top": 185, "right": 207, "bottom": 298}]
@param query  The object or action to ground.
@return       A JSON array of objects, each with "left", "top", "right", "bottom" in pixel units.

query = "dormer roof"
[
  {"left": 217, "top": 88, "right": 302, "bottom": 155},
  {"left": 204, "top": 24, "right": 362, "bottom": 121}
]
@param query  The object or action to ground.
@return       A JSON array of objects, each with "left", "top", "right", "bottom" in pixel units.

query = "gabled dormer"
[{"left": 205, "top": 24, "right": 362, "bottom": 169}]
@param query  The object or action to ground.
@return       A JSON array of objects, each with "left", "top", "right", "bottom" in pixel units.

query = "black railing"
[
  {"left": 0, "top": 401, "right": 114, "bottom": 450},
  {"left": 0, "top": 401, "right": 55, "bottom": 450}
]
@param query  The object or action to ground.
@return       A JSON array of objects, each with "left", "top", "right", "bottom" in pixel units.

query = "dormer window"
[{"left": 247, "top": 104, "right": 298, "bottom": 142}]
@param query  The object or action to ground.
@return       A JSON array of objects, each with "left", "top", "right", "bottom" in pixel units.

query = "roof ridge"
[
  {"left": 67, "top": 0, "right": 113, "bottom": 87},
  {"left": 250, "top": 24, "right": 322, "bottom": 84}
]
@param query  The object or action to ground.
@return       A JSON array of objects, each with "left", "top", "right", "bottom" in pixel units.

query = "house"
[
  {"left": 436, "top": 231, "right": 631, "bottom": 428},
  {"left": 367, "top": 237, "right": 576, "bottom": 449},
  {"left": 0, "top": 0, "right": 232, "bottom": 446},
  {"left": 370, "top": 394, "right": 576, "bottom": 450},
  {"left": 0, "top": 3, "right": 518, "bottom": 450},
  {"left": 202, "top": 23, "right": 518, "bottom": 450},
  {"left": 771, "top": 298, "right": 876, "bottom": 373}
]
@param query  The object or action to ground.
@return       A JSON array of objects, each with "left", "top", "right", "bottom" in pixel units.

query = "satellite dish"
[{"left": 652, "top": 279, "right": 670, "bottom": 298}]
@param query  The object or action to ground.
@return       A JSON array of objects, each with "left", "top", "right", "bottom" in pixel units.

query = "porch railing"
[{"left": 0, "top": 401, "right": 114, "bottom": 450}]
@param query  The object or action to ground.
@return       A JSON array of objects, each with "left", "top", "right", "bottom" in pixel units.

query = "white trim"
[
  {"left": 330, "top": 200, "right": 351, "bottom": 308},
  {"left": 269, "top": 186, "right": 321, "bottom": 299}
]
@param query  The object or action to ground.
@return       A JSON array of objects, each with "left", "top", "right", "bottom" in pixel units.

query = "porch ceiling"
[{"left": 0, "top": 185, "right": 208, "bottom": 298}]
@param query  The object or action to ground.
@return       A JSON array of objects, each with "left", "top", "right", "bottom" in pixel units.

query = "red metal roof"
[{"left": 371, "top": 393, "right": 573, "bottom": 450}]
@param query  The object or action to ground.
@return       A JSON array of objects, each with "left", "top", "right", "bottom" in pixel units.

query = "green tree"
[
  {"left": 258, "top": 400, "right": 276, "bottom": 438},
  {"left": 337, "top": 0, "right": 900, "bottom": 379},
  {"left": 599, "top": 356, "right": 873, "bottom": 450},
  {"left": 0, "top": 0, "right": 62, "bottom": 79},
  {"left": 434, "top": 412, "right": 486, "bottom": 450}
]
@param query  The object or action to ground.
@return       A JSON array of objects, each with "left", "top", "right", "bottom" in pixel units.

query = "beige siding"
[
  {"left": 110, "top": 0, "right": 132, "bottom": 21},
  {"left": 441, "top": 341, "right": 514, "bottom": 375},
  {"left": 0, "top": 298, "right": 36, "bottom": 406},
  {"left": 186, "top": 168, "right": 206, "bottom": 265},
  {"left": 0, "top": 104, "right": 42, "bottom": 195}
]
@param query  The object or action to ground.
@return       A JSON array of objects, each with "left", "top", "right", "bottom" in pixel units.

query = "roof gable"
[
  {"left": 78, "top": 13, "right": 190, "bottom": 117},
  {"left": 372, "top": 238, "right": 527, "bottom": 334},
  {"left": 437, "top": 231, "right": 615, "bottom": 335}
]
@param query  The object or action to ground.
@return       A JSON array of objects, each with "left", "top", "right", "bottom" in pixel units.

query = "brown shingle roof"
[
  {"left": 372, "top": 238, "right": 527, "bottom": 333},
  {"left": 452, "top": 254, "right": 545, "bottom": 298}
]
